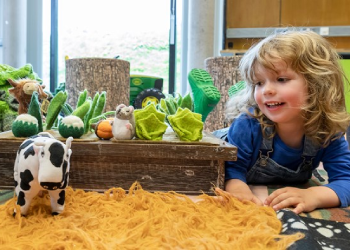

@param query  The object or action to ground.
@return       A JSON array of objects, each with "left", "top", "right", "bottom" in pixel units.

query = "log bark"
[
  {"left": 65, "top": 58, "right": 130, "bottom": 112},
  {"left": 204, "top": 56, "right": 243, "bottom": 132}
]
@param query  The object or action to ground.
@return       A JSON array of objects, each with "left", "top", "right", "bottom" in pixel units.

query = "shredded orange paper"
[{"left": 0, "top": 183, "right": 303, "bottom": 249}]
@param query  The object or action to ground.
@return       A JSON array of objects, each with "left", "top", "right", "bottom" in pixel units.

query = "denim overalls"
[{"left": 246, "top": 127, "right": 319, "bottom": 185}]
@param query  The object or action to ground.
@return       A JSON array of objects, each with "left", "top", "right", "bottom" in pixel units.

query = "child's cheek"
[{"left": 254, "top": 89, "right": 262, "bottom": 105}]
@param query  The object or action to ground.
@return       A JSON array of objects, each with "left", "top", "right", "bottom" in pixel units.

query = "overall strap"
[
  {"left": 259, "top": 126, "right": 274, "bottom": 166},
  {"left": 260, "top": 126, "right": 273, "bottom": 156},
  {"left": 301, "top": 136, "right": 319, "bottom": 166}
]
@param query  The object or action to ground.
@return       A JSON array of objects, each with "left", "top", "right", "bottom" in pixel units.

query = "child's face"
[{"left": 253, "top": 60, "right": 308, "bottom": 127}]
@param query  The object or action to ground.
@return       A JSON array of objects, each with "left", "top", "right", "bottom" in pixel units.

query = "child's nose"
[{"left": 263, "top": 81, "right": 275, "bottom": 95}]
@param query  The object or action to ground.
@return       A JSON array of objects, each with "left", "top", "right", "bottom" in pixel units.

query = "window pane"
[{"left": 53, "top": 0, "right": 171, "bottom": 93}]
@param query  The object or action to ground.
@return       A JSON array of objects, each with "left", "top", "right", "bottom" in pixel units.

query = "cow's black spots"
[
  {"left": 23, "top": 145, "right": 35, "bottom": 159},
  {"left": 18, "top": 140, "right": 34, "bottom": 155},
  {"left": 62, "top": 160, "right": 67, "bottom": 175},
  {"left": 49, "top": 142, "right": 64, "bottom": 168},
  {"left": 57, "top": 190, "right": 65, "bottom": 205},
  {"left": 61, "top": 173, "right": 69, "bottom": 189},
  {"left": 17, "top": 191, "right": 26, "bottom": 206},
  {"left": 19, "top": 170, "right": 34, "bottom": 191},
  {"left": 14, "top": 180, "right": 18, "bottom": 188}
]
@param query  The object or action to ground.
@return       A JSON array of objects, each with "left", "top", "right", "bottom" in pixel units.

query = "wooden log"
[
  {"left": 65, "top": 58, "right": 130, "bottom": 112},
  {"left": 204, "top": 56, "right": 243, "bottom": 132}
]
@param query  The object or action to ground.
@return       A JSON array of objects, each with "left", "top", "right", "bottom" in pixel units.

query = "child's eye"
[
  {"left": 277, "top": 78, "right": 288, "bottom": 82},
  {"left": 254, "top": 81, "right": 262, "bottom": 86}
]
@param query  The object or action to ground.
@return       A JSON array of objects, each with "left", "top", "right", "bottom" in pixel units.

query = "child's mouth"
[{"left": 266, "top": 102, "right": 284, "bottom": 108}]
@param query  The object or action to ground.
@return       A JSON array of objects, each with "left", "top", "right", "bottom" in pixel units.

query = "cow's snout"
[{"left": 40, "top": 182, "right": 61, "bottom": 190}]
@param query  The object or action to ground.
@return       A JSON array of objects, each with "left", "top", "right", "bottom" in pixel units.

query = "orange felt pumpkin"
[{"left": 95, "top": 119, "right": 113, "bottom": 140}]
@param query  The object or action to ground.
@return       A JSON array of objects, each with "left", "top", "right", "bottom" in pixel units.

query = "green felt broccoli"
[
  {"left": 58, "top": 115, "right": 84, "bottom": 138},
  {"left": 12, "top": 114, "right": 39, "bottom": 137}
]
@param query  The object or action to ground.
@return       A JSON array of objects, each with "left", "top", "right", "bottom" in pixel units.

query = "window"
[{"left": 43, "top": 0, "right": 181, "bottom": 95}]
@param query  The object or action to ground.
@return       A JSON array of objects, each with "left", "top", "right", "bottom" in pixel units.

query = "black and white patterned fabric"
[{"left": 278, "top": 209, "right": 350, "bottom": 250}]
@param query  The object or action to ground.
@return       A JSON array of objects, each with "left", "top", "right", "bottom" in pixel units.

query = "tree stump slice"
[
  {"left": 65, "top": 58, "right": 130, "bottom": 112},
  {"left": 204, "top": 56, "right": 243, "bottom": 132}
]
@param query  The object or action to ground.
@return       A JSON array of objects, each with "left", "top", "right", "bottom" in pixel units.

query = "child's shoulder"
[
  {"left": 228, "top": 113, "right": 263, "bottom": 145},
  {"left": 234, "top": 113, "right": 260, "bottom": 126},
  {"left": 231, "top": 113, "right": 261, "bottom": 135}
]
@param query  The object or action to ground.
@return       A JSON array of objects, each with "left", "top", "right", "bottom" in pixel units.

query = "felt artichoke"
[
  {"left": 167, "top": 108, "right": 203, "bottom": 141},
  {"left": 134, "top": 104, "right": 167, "bottom": 140}
]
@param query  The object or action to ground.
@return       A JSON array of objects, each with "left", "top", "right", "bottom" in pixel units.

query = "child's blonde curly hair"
[{"left": 226, "top": 30, "right": 350, "bottom": 146}]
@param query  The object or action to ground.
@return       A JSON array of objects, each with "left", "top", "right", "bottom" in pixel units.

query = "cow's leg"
[
  {"left": 15, "top": 170, "right": 40, "bottom": 216},
  {"left": 49, "top": 189, "right": 66, "bottom": 215},
  {"left": 16, "top": 189, "right": 40, "bottom": 216}
]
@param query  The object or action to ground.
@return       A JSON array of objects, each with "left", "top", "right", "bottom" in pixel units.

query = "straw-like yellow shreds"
[{"left": 0, "top": 182, "right": 303, "bottom": 249}]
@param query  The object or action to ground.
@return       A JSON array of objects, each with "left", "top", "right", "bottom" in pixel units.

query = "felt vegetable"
[
  {"left": 165, "top": 97, "right": 177, "bottom": 115},
  {"left": 76, "top": 89, "right": 88, "bottom": 108},
  {"left": 58, "top": 115, "right": 84, "bottom": 138},
  {"left": 87, "top": 110, "right": 115, "bottom": 133},
  {"left": 176, "top": 93, "right": 183, "bottom": 107},
  {"left": 93, "top": 119, "right": 113, "bottom": 140},
  {"left": 60, "top": 103, "right": 74, "bottom": 117},
  {"left": 179, "top": 93, "right": 193, "bottom": 111},
  {"left": 45, "top": 91, "right": 68, "bottom": 130},
  {"left": 0, "top": 64, "right": 42, "bottom": 86},
  {"left": 0, "top": 64, "right": 16, "bottom": 72},
  {"left": 27, "top": 91, "right": 43, "bottom": 132},
  {"left": 12, "top": 114, "right": 38, "bottom": 137},
  {"left": 84, "top": 92, "right": 99, "bottom": 134},
  {"left": 159, "top": 99, "right": 169, "bottom": 114},
  {"left": 71, "top": 99, "right": 91, "bottom": 120},
  {"left": 167, "top": 108, "right": 203, "bottom": 141},
  {"left": 92, "top": 91, "right": 106, "bottom": 118},
  {"left": 134, "top": 104, "right": 167, "bottom": 140}
]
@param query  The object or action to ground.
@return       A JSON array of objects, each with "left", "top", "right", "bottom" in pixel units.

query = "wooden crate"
[{"left": 0, "top": 130, "right": 237, "bottom": 195}]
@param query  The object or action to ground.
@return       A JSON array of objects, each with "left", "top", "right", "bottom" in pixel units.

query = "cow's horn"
[{"left": 7, "top": 78, "right": 18, "bottom": 87}]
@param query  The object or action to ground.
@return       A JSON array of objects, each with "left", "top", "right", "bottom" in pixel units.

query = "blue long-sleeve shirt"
[{"left": 225, "top": 113, "right": 350, "bottom": 207}]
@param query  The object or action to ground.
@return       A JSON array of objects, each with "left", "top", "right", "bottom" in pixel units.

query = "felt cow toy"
[{"left": 13, "top": 132, "right": 73, "bottom": 216}]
